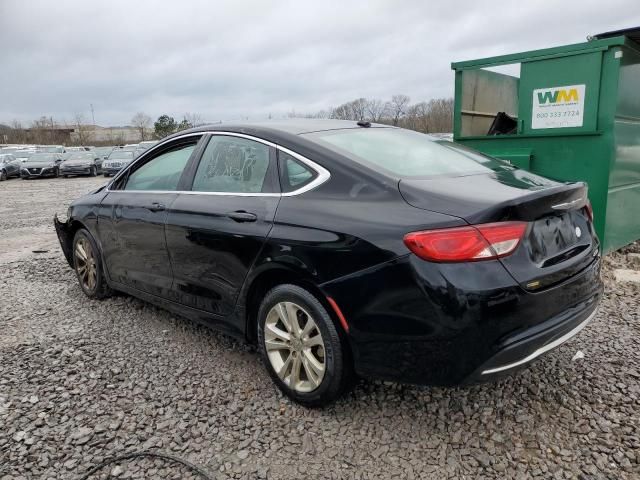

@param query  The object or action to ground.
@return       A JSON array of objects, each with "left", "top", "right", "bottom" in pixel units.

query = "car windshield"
[
  {"left": 109, "top": 151, "right": 134, "bottom": 160},
  {"left": 94, "top": 147, "right": 113, "bottom": 155},
  {"left": 66, "top": 153, "right": 94, "bottom": 161},
  {"left": 14, "top": 151, "right": 33, "bottom": 158},
  {"left": 39, "top": 147, "right": 62, "bottom": 153},
  {"left": 29, "top": 153, "right": 57, "bottom": 162},
  {"left": 305, "top": 128, "right": 512, "bottom": 178}
]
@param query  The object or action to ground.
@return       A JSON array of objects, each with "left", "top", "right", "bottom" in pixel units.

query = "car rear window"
[{"left": 305, "top": 128, "right": 510, "bottom": 178}]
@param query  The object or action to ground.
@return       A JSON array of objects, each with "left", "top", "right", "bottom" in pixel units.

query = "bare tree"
[
  {"left": 331, "top": 98, "right": 368, "bottom": 121},
  {"left": 365, "top": 99, "right": 387, "bottom": 122},
  {"left": 387, "top": 94, "right": 411, "bottom": 126},
  {"left": 427, "top": 98, "right": 454, "bottom": 133},
  {"left": 7, "top": 120, "right": 26, "bottom": 143},
  {"left": 183, "top": 112, "right": 204, "bottom": 127},
  {"left": 131, "top": 112, "right": 152, "bottom": 141},
  {"left": 287, "top": 109, "right": 330, "bottom": 119},
  {"left": 73, "top": 113, "right": 93, "bottom": 146},
  {"left": 302, "top": 94, "right": 453, "bottom": 133},
  {"left": 404, "top": 102, "right": 430, "bottom": 133}
]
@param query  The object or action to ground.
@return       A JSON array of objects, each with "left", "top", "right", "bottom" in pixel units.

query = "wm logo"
[{"left": 537, "top": 88, "right": 579, "bottom": 104}]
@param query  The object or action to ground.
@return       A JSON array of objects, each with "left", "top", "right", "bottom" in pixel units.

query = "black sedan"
[
  {"left": 54, "top": 120, "right": 602, "bottom": 406},
  {"left": 21, "top": 153, "right": 63, "bottom": 179},
  {"left": 0, "top": 154, "right": 21, "bottom": 180},
  {"left": 60, "top": 152, "right": 102, "bottom": 177}
]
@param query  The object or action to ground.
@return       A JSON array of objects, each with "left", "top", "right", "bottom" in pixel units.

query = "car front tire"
[
  {"left": 89, "top": 166, "right": 96, "bottom": 177},
  {"left": 72, "top": 229, "right": 111, "bottom": 299},
  {"left": 0, "top": 170, "right": 6, "bottom": 181},
  {"left": 257, "top": 284, "right": 353, "bottom": 407}
]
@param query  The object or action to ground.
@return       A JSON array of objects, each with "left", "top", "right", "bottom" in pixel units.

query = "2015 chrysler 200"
[{"left": 54, "top": 120, "right": 602, "bottom": 406}]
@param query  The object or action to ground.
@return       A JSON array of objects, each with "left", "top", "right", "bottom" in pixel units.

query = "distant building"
[{"left": 70, "top": 125, "right": 141, "bottom": 144}]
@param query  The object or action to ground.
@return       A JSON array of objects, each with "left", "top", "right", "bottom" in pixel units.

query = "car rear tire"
[
  {"left": 0, "top": 170, "right": 6, "bottom": 181},
  {"left": 103, "top": 173, "right": 110, "bottom": 177},
  {"left": 72, "top": 229, "right": 111, "bottom": 299},
  {"left": 257, "top": 284, "right": 354, "bottom": 407},
  {"left": 89, "top": 166, "right": 96, "bottom": 177},
  {"left": 54, "top": 167, "right": 60, "bottom": 178}
]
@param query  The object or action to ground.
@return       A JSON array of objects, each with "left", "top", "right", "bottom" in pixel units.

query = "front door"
[
  {"left": 98, "top": 137, "right": 203, "bottom": 297},
  {"left": 165, "top": 134, "right": 280, "bottom": 316}
]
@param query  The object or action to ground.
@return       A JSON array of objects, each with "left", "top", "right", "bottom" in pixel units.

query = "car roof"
[{"left": 164, "top": 118, "right": 389, "bottom": 140}]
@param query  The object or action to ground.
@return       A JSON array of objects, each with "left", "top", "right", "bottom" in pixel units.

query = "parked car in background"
[
  {"left": 0, "top": 154, "right": 21, "bottom": 180},
  {"left": 102, "top": 150, "right": 134, "bottom": 177},
  {"left": 60, "top": 152, "right": 102, "bottom": 177},
  {"left": 37, "top": 145, "right": 66, "bottom": 154},
  {"left": 12, "top": 150, "right": 35, "bottom": 162},
  {"left": 54, "top": 120, "right": 603, "bottom": 406},
  {"left": 21, "top": 153, "right": 63, "bottom": 179},
  {"left": 134, "top": 141, "right": 157, "bottom": 158},
  {"left": 121, "top": 144, "right": 138, "bottom": 153},
  {"left": 65, "top": 146, "right": 91, "bottom": 152},
  {"left": 93, "top": 146, "right": 114, "bottom": 160}
]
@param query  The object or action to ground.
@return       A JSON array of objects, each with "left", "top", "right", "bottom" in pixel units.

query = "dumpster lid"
[{"left": 592, "top": 26, "right": 640, "bottom": 44}]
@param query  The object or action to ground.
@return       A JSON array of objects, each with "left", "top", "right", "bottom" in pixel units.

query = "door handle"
[
  {"left": 147, "top": 202, "right": 166, "bottom": 212},
  {"left": 227, "top": 210, "right": 257, "bottom": 222}
]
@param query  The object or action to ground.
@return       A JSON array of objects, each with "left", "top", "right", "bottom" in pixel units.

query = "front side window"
[
  {"left": 124, "top": 142, "right": 196, "bottom": 191},
  {"left": 278, "top": 151, "right": 316, "bottom": 193},
  {"left": 192, "top": 135, "right": 270, "bottom": 193}
]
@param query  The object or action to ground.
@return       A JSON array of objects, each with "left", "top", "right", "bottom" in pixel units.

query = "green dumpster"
[{"left": 451, "top": 26, "right": 640, "bottom": 253}]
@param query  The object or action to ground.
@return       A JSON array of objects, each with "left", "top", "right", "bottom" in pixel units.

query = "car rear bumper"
[
  {"left": 321, "top": 253, "right": 603, "bottom": 386},
  {"left": 464, "top": 302, "right": 598, "bottom": 383}
]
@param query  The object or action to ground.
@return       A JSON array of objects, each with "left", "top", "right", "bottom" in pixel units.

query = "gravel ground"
[{"left": 0, "top": 176, "right": 639, "bottom": 480}]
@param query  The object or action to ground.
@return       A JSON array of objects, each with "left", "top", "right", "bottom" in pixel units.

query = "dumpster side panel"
[
  {"left": 606, "top": 46, "right": 640, "bottom": 251},
  {"left": 519, "top": 52, "right": 603, "bottom": 135}
]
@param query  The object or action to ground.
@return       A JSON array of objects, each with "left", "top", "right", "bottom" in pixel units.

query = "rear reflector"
[
  {"left": 326, "top": 297, "right": 350, "bottom": 333},
  {"left": 404, "top": 222, "right": 527, "bottom": 262}
]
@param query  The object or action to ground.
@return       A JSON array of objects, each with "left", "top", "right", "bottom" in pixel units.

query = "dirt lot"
[{"left": 1, "top": 176, "right": 639, "bottom": 479}]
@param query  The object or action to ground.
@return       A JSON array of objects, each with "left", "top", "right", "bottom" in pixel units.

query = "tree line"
[
  {"left": 289, "top": 95, "right": 454, "bottom": 133},
  {"left": 1, "top": 112, "right": 206, "bottom": 146},
  {"left": 1, "top": 95, "right": 452, "bottom": 146}
]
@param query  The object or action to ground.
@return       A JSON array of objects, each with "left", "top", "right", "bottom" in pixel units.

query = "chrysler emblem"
[{"left": 575, "top": 226, "right": 582, "bottom": 238}]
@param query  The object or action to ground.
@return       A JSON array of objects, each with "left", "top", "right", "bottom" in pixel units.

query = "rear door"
[
  {"left": 98, "top": 136, "right": 203, "bottom": 297},
  {"left": 164, "top": 133, "right": 280, "bottom": 316}
]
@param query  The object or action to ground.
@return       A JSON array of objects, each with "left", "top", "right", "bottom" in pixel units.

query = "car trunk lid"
[{"left": 399, "top": 170, "right": 599, "bottom": 289}]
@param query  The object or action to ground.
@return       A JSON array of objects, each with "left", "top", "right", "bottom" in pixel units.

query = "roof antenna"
[{"left": 357, "top": 121, "right": 371, "bottom": 128}]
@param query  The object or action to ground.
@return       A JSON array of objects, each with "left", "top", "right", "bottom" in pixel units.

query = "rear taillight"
[
  {"left": 584, "top": 201, "right": 594, "bottom": 223},
  {"left": 403, "top": 222, "right": 527, "bottom": 262}
]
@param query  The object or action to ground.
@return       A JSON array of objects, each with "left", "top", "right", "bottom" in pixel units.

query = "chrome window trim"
[
  {"left": 276, "top": 145, "right": 330, "bottom": 197},
  {"left": 105, "top": 130, "right": 331, "bottom": 197}
]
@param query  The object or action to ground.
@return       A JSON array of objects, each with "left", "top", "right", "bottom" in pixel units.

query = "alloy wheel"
[
  {"left": 264, "top": 301, "right": 326, "bottom": 393},
  {"left": 74, "top": 237, "right": 97, "bottom": 292}
]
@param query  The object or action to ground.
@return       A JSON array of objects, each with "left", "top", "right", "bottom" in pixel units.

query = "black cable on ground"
[{"left": 78, "top": 450, "right": 217, "bottom": 480}]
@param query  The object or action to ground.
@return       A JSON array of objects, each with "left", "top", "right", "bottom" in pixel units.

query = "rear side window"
[
  {"left": 278, "top": 151, "right": 317, "bottom": 193},
  {"left": 306, "top": 128, "right": 510, "bottom": 178},
  {"left": 124, "top": 143, "right": 196, "bottom": 191},
  {"left": 192, "top": 135, "right": 270, "bottom": 193}
]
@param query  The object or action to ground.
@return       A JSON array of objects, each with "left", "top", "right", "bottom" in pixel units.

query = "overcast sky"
[{"left": 1, "top": 0, "right": 638, "bottom": 126}]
